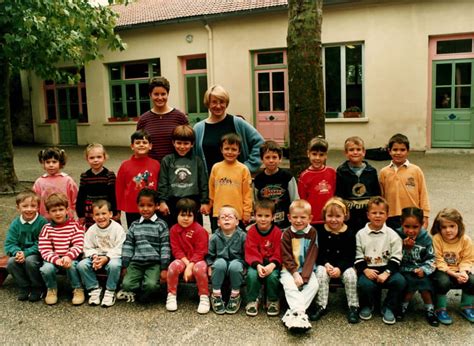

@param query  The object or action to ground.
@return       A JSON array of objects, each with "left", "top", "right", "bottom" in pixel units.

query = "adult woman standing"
[
  {"left": 194, "top": 84, "right": 264, "bottom": 175},
  {"left": 137, "top": 77, "right": 188, "bottom": 162}
]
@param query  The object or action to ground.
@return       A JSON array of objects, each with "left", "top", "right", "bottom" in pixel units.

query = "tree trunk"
[
  {"left": 0, "top": 59, "right": 20, "bottom": 193},
  {"left": 287, "top": 0, "right": 324, "bottom": 177}
]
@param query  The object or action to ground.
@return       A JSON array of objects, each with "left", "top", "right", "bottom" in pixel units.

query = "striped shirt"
[{"left": 39, "top": 219, "right": 84, "bottom": 264}]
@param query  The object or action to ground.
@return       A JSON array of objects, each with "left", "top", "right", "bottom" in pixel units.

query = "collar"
[
  {"left": 367, "top": 224, "right": 387, "bottom": 234},
  {"left": 324, "top": 223, "right": 348, "bottom": 235},
  {"left": 290, "top": 224, "right": 312, "bottom": 234},
  {"left": 389, "top": 159, "right": 410, "bottom": 169},
  {"left": 255, "top": 224, "right": 275, "bottom": 235},
  {"left": 139, "top": 214, "right": 158, "bottom": 223},
  {"left": 20, "top": 214, "right": 39, "bottom": 224},
  {"left": 42, "top": 172, "right": 68, "bottom": 178}
]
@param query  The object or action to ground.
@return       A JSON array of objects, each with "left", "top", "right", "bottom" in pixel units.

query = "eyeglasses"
[{"left": 219, "top": 214, "right": 236, "bottom": 220}]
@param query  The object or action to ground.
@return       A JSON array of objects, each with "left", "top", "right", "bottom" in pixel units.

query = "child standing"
[
  {"left": 298, "top": 137, "right": 336, "bottom": 226},
  {"left": 77, "top": 143, "right": 119, "bottom": 230},
  {"left": 38, "top": 193, "right": 85, "bottom": 305},
  {"left": 208, "top": 133, "right": 252, "bottom": 230},
  {"left": 244, "top": 199, "right": 282, "bottom": 317},
  {"left": 430, "top": 208, "right": 474, "bottom": 324},
  {"left": 207, "top": 206, "right": 247, "bottom": 315},
  {"left": 33, "top": 147, "right": 78, "bottom": 220},
  {"left": 280, "top": 199, "right": 319, "bottom": 332},
  {"left": 355, "top": 197, "right": 406, "bottom": 325},
  {"left": 254, "top": 140, "right": 299, "bottom": 229},
  {"left": 335, "top": 136, "right": 381, "bottom": 232},
  {"left": 5, "top": 190, "right": 48, "bottom": 302},
  {"left": 395, "top": 207, "right": 438, "bottom": 326},
  {"left": 313, "top": 197, "right": 359, "bottom": 324},
  {"left": 158, "top": 125, "right": 210, "bottom": 226},
  {"left": 118, "top": 189, "right": 170, "bottom": 304},
  {"left": 166, "top": 198, "right": 210, "bottom": 314},
  {"left": 77, "top": 200, "right": 126, "bottom": 307},
  {"left": 116, "top": 130, "right": 160, "bottom": 227},
  {"left": 379, "top": 133, "right": 430, "bottom": 230}
]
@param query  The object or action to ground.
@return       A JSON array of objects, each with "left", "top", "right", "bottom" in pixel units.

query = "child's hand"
[
  {"left": 413, "top": 268, "right": 424, "bottom": 278},
  {"left": 257, "top": 264, "right": 266, "bottom": 278},
  {"left": 403, "top": 237, "right": 415, "bottom": 250},
  {"left": 292, "top": 272, "right": 304, "bottom": 287},
  {"left": 15, "top": 251, "right": 25, "bottom": 263},
  {"left": 200, "top": 204, "right": 210, "bottom": 216},
  {"left": 93, "top": 256, "right": 108, "bottom": 270},
  {"left": 377, "top": 271, "right": 390, "bottom": 284},
  {"left": 160, "top": 270, "right": 168, "bottom": 282},
  {"left": 159, "top": 202, "right": 170, "bottom": 216},
  {"left": 457, "top": 271, "right": 469, "bottom": 284},
  {"left": 184, "top": 263, "right": 194, "bottom": 282},
  {"left": 328, "top": 266, "right": 341, "bottom": 279},
  {"left": 62, "top": 256, "right": 72, "bottom": 269},
  {"left": 264, "top": 263, "right": 276, "bottom": 276},
  {"left": 363, "top": 268, "right": 379, "bottom": 281},
  {"left": 423, "top": 216, "right": 429, "bottom": 229},
  {"left": 208, "top": 267, "right": 212, "bottom": 277}
]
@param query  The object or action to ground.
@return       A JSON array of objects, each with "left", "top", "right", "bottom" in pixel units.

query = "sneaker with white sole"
[
  {"left": 88, "top": 288, "right": 102, "bottom": 306},
  {"left": 166, "top": 293, "right": 177, "bottom": 311},
  {"left": 116, "top": 289, "right": 135, "bottom": 303},
  {"left": 245, "top": 301, "right": 259, "bottom": 316},
  {"left": 267, "top": 300, "right": 280, "bottom": 317},
  {"left": 382, "top": 306, "right": 396, "bottom": 325},
  {"left": 101, "top": 290, "right": 116, "bottom": 307},
  {"left": 285, "top": 310, "right": 312, "bottom": 333},
  {"left": 197, "top": 295, "right": 210, "bottom": 314}
]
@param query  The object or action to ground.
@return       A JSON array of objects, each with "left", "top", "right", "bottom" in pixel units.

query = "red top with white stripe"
[{"left": 39, "top": 219, "right": 84, "bottom": 264}]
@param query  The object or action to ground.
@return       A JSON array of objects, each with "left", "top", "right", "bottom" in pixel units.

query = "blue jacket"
[{"left": 395, "top": 227, "right": 435, "bottom": 275}]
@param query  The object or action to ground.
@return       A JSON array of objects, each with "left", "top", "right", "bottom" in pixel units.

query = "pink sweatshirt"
[{"left": 33, "top": 173, "right": 78, "bottom": 219}]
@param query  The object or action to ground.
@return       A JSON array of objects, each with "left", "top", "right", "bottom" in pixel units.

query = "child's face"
[
  {"left": 221, "top": 142, "right": 240, "bottom": 163},
  {"left": 367, "top": 204, "right": 388, "bottom": 230},
  {"left": 345, "top": 142, "right": 365, "bottom": 166},
  {"left": 137, "top": 196, "right": 157, "bottom": 219},
  {"left": 177, "top": 210, "right": 194, "bottom": 228},
  {"left": 307, "top": 150, "right": 327, "bottom": 170},
  {"left": 150, "top": 86, "right": 169, "bottom": 110},
  {"left": 218, "top": 208, "right": 239, "bottom": 233},
  {"left": 173, "top": 140, "right": 193, "bottom": 157},
  {"left": 288, "top": 207, "right": 312, "bottom": 231},
  {"left": 255, "top": 207, "right": 274, "bottom": 231},
  {"left": 402, "top": 216, "right": 421, "bottom": 240},
  {"left": 324, "top": 206, "right": 345, "bottom": 232},
  {"left": 439, "top": 219, "right": 459, "bottom": 242},
  {"left": 87, "top": 148, "right": 106, "bottom": 172},
  {"left": 43, "top": 158, "right": 61, "bottom": 176},
  {"left": 262, "top": 150, "right": 282, "bottom": 174},
  {"left": 92, "top": 205, "right": 113, "bottom": 229},
  {"left": 389, "top": 142, "right": 409, "bottom": 167},
  {"left": 48, "top": 205, "right": 68, "bottom": 224},
  {"left": 131, "top": 138, "right": 152, "bottom": 158},
  {"left": 17, "top": 197, "right": 39, "bottom": 222}
]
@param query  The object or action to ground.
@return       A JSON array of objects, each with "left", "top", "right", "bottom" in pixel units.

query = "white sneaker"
[
  {"left": 116, "top": 289, "right": 135, "bottom": 303},
  {"left": 101, "top": 290, "right": 116, "bottom": 307},
  {"left": 88, "top": 288, "right": 102, "bottom": 306},
  {"left": 197, "top": 295, "right": 210, "bottom": 314},
  {"left": 166, "top": 293, "right": 177, "bottom": 311}
]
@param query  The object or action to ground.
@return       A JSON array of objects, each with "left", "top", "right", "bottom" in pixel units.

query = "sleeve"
[
  {"left": 387, "top": 231, "right": 403, "bottom": 273},
  {"left": 335, "top": 167, "right": 345, "bottom": 198},
  {"left": 354, "top": 232, "right": 368, "bottom": 273},
  {"left": 420, "top": 235, "right": 436, "bottom": 275},
  {"left": 170, "top": 226, "right": 186, "bottom": 260},
  {"left": 157, "top": 156, "right": 171, "bottom": 202},
  {"left": 121, "top": 227, "right": 135, "bottom": 267},
  {"left": 417, "top": 169, "right": 430, "bottom": 218},
  {"left": 244, "top": 228, "right": 263, "bottom": 267},
  {"left": 83, "top": 229, "right": 98, "bottom": 258},
  {"left": 39, "top": 225, "right": 60, "bottom": 264},
  {"left": 115, "top": 162, "right": 125, "bottom": 211},
  {"left": 239, "top": 119, "right": 264, "bottom": 173},
  {"left": 107, "top": 170, "right": 118, "bottom": 215},
  {"left": 242, "top": 166, "right": 253, "bottom": 221},
  {"left": 189, "top": 226, "right": 209, "bottom": 263},
  {"left": 197, "top": 157, "right": 210, "bottom": 204},
  {"left": 159, "top": 223, "right": 171, "bottom": 269},
  {"left": 459, "top": 236, "right": 474, "bottom": 273},
  {"left": 67, "top": 176, "right": 79, "bottom": 212},
  {"left": 433, "top": 235, "right": 449, "bottom": 272},
  {"left": 288, "top": 176, "right": 300, "bottom": 201},
  {"left": 379, "top": 168, "right": 387, "bottom": 198},
  {"left": 297, "top": 174, "right": 308, "bottom": 201},
  {"left": 4, "top": 219, "right": 21, "bottom": 256},
  {"left": 106, "top": 223, "right": 126, "bottom": 259},
  {"left": 280, "top": 231, "right": 297, "bottom": 274},
  {"left": 269, "top": 228, "right": 283, "bottom": 267},
  {"left": 206, "top": 235, "right": 217, "bottom": 266},
  {"left": 76, "top": 172, "right": 87, "bottom": 217},
  {"left": 208, "top": 166, "right": 216, "bottom": 209},
  {"left": 65, "top": 222, "right": 84, "bottom": 260},
  {"left": 23, "top": 218, "right": 47, "bottom": 257},
  {"left": 136, "top": 116, "right": 145, "bottom": 130}
]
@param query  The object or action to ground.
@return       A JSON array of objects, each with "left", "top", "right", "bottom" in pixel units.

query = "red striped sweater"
[{"left": 39, "top": 219, "right": 84, "bottom": 264}]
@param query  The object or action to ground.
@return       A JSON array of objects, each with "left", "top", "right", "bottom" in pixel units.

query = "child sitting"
[
  {"left": 395, "top": 207, "right": 438, "bottom": 326},
  {"left": 4, "top": 190, "right": 48, "bottom": 301},
  {"left": 38, "top": 193, "right": 85, "bottom": 305},
  {"left": 118, "top": 188, "right": 170, "bottom": 304},
  {"left": 355, "top": 196, "right": 405, "bottom": 325},
  {"left": 280, "top": 199, "right": 319, "bottom": 332},
  {"left": 77, "top": 200, "right": 126, "bottom": 307},
  {"left": 207, "top": 206, "right": 246, "bottom": 314},
  {"left": 313, "top": 197, "right": 359, "bottom": 324},
  {"left": 244, "top": 199, "right": 282, "bottom": 317},
  {"left": 431, "top": 208, "right": 474, "bottom": 324},
  {"left": 166, "top": 198, "right": 210, "bottom": 314}
]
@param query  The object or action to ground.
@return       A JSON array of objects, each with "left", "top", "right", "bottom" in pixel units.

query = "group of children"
[{"left": 4, "top": 128, "right": 474, "bottom": 333}]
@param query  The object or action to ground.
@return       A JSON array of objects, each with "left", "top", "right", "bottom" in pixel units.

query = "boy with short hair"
[
  {"left": 116, "top": 130, "right": 160, "bottom": 227},
  {"left": 5, "top": 189, "right": 48, "bottom": 302},
  {"left": 77, "top": 200, "right": 126, "bottom": 307},
  {"left": 207, "top": 206, "right": 247, "bottom": 315},
  {"left": 355, "top": 196, "right": 406, "bottom": 325},
  {"left": 336, "top": 136, "right": 381, "bottom": 231},
  {"left": 298, "top": 137, "right": 336, "bottom": 226},
  {"left": 158, "top": 125, "right": 210, "bottom": 226},
  {"left": 280, "top": 199, "right": 319, "bottom": 332},
  {"left": 254, "top": 140, "right": 299, "bottom": 229},
  {"left": 379, "top": 133, "right": 430, "bottom": 230},
  {"left": 208, "top": 133, "right": 252, "bottom": 230},
  {"left": 117, "top": 188, "right": 170, "bottom": 304},
  {"left": 38, "top": 193, "right": 85, "bottom": 305},
  {"left": 244, "top": 199, "right": 282, "bottom": 317}
]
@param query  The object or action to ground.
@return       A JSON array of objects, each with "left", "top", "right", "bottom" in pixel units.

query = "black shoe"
[
  {"left": 18, "top": 289, "right": 29, "bottom": 301},
  {"left": 347, "top": 306, "right": 360, "bottom": 324},
  {"left": 309, "top": 304, "right": 327, "bottom": 321},
  {"left": 28, "top": 288, "right": 43, "bottom": 302},
  {"left": 426, "top": 310, "right": 439, "bottom": 327}
]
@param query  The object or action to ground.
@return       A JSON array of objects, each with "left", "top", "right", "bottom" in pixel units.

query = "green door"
[
  {"left": 185, "top": 74, "right": 208, "bottom": 126},
  {"left": 57, "top": 87, "right": 78, "bottom": 145},
  {"left": 432, "top": 60, "right": 474, "bottom": 148}
]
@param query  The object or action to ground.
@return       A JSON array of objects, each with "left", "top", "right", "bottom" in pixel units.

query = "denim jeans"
[
  {"left": 211, "top": 258, "right": 244, "bottom": 291},
  {"left": 7, "top": 255, "right": 44, "bottom": 290},
  {"left": 358, "top": 272, "right": 406, "bottom": 312},
  {"left": 40, "top": 260, "right": 82, "bottom": 289},
  {"left": 77, "top": 257, "right": 122, "bottom": 291}
]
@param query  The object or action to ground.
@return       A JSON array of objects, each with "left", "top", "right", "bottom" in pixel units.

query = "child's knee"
[{"left": 228, "top": 260, "right": 244, "bottom": 274}]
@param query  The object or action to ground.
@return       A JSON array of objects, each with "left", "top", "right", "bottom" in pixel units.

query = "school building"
[{"left": 28, "top": 0, "right": 474, "bottom": 150}]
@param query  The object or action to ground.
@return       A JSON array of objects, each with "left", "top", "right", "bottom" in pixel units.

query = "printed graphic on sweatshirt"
[
  {"left": 443, "top": 251, "right": 457, "bottom": 265},
  {"left": 405, "top": 177, "right": 416, "bottom": 189},
  {"left": 215, "top": 177, "right": 240, "bottom": 188},
  {"left": 352, "top": 182, "right": 367, "bottom": 197},
  {"left": 171, "top": 167, "right": 193, "bottom": 189},
  {"left": 259, "top": 184, "right": 286, "bottom": 203},
  {"left": 314, "top": 180, "right": 332, "bottom": 195},
  {"left": 96, "top": 234, "right": 113, "bottom": 251},
  {"left": 133, "top": 170, "right": 155, "bottom": 190}
]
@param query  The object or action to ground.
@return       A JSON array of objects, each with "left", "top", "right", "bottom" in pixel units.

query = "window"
[
  {"left": 109, "top": 59, "right": 160, "bottom": 119},
  {"left": 437, "top": 39, "right": 473, "bottom": 55},
  {"left": 323, "top": 43, "right": 364, "bottom": 117},
  {"left": 182, "top": 55, "right": 207, "bottom": 125}
]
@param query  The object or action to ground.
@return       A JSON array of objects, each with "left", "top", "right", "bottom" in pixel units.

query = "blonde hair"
[
  {"left": 289, "top": 199, "right": 312, "bottom": 215},
  {"left": 344, "top": 136, "right": 365, "bottom": 151},
  {"left": 218, "top": 205, "right": 240, "bottom": 220},
  {"left": 45, "top": 192, "right": 68, "bottom": 211},
  {"left": 430, "top": 208, "right": 465, "bottom": 239},
  {"left": 367, "top": 196, "right": 389, "bottom": 213},
  {"left": 16, "top": 189, "right": 40, "bottom": 206},
  {"left": 84, "top": 143, "right": 109, "bottom": 160},
  {"left": 322, "top": 197, "right": 349, "bottom": 221},
  {"left": 203, "top": 84, "right": 230, "bottom": 108}
]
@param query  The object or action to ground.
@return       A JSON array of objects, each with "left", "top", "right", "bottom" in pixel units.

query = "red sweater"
[
  {"left": 298, "top": 166, "right": 336, "bottom": 224},
  {"left": 115, "top": 155, "right": 160, "bottom": 213},
  {"left": 39, "top": 219, "right": 84, "bottom": 264},
  {"left": 170, "top": 222, "right": 209, "bottom": 263},
  {"left": 245, "top": 224, "right": 282, "bottom": 269}
]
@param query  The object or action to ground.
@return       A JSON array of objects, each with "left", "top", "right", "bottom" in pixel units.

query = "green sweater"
[{"left": 4, "top": 214, "right": 48, "bottom": 257}]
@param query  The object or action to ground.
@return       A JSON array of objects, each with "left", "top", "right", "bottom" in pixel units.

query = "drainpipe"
[{"left": 204, "top": 23, "right": 214, "bottom": 85}]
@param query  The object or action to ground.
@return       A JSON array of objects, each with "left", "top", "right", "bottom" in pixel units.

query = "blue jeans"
[
  {"left": 211, "top": 258, "right": 244, "bottom": 291},
  {"left": 40, "top": 261, "right": 82, "bottom": 289},
  {"left": 77, "top": 257, "right": 122, "bottom": 291},
  {"left": 358, "top": 272, "right": 406, "bottom": 312},
  {"left": 7, "top": 255, "right": 43, "bottom": 290}
]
